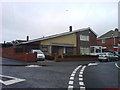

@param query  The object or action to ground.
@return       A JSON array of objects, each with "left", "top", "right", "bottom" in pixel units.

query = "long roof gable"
[
  {"left": 20, "top": 27, "right": 97, "bottom": 45},
  {"left": 98, "top": 30, "right": 120, "bottom": 39}
]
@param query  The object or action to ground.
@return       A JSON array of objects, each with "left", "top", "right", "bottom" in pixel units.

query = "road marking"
[
  {"left": 115, "top": 63, "right": 120, "bottom": 69},
  {"left": 79, "top": 82, "right": 84, "bottom": 86},
  {"left": 68, "top": 85, "right": 73, "bottom": 90},
  {"left": 68, "top": 65, "right": 82, "bottom": 90},
  {"left": 80, "top": 86, "right": 86, "bottom": 90},
  {"left": 80, "top": 71, "right": 83, "bottom": 74},
  {"left": 72, "top": 71, "right": 76, "bottom": 74},
  {"left": 69, "top": 81, "right": 74, "bottom": 85},
  {"left": 79, "top": 74, "right": 83, "bottom": 77},
  {"left": 88, "top": 63, "right": 98, "bottom": 66},
  {"left": 71, "top": 73, "right": 75, "bottom": 77},
  {"left": 79, "top": 65, "right": 87, "bottom": 89},
  {"left": 81, "top": 69, "right": 84, "bottom": 72},
  {"left": 70, "top": 77, "right": 74, "bottom": 80},
  {"left": 79, "top": 78, "right": 83, "bottom": 81},
  {"left": 0, "top": 75, "right": 25, "bottom": 85},
  {"left": 26, "top": 65, "right": 41, "bottom": 67}
]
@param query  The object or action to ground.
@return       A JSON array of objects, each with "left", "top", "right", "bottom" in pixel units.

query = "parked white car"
[
  {"left": 98, "top": 52, "right": 118, "bottom": 62},
  {"left": 31, "top": 49, "right": 45, "bottom": 61}
]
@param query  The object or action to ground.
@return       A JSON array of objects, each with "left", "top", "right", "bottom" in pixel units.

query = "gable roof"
[
  {"left": 19, "top": 27, "right": 97, "bottom": 45},
  {"left": 98, "top": 30, "right": 120, "bottom": 39}
]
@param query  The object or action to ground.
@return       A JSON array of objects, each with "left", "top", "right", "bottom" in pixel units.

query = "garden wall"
[{"left": 0, "top": 47, "right": 37, "bottom": 62}]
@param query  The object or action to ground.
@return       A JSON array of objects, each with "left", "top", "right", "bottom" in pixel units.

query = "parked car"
[
  {"left": 31, "top": 49, "right": 45, "bottom": 61},
  {"left": 98, "top": 52, "right": 118, "bottom": 62},
  {"left": 105, "top": 50, "right": 120, "bottom": 56}
]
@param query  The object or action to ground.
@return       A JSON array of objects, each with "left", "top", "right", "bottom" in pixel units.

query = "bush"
[
  {"left": 45, "top": 55, "right": 54, "bottom": 60},
  {"left": 58, "top": 54, "right": 98, "bottom": 58}
]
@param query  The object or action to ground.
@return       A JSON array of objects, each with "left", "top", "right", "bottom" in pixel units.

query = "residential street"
[{"left": 0, "top": 57, "right": 120, "bottom": 89}]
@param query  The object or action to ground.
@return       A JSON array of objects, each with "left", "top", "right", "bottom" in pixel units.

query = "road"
[{"left": 0, "top": 57, "right": 120, "bottom": 89}]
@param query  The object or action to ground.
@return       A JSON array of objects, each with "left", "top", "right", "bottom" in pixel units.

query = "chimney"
[
  {"left": 69, "top": 26, "right": 72, "bottom": 32},
  {"left": 4, "top": 41, "right": 6, "bottom": 44},
  {"left": 27, "top": 36, "right": 29, "bottom": 41},
  {"left": 115, "top": 28, "right": 119, "bottom": 31}
]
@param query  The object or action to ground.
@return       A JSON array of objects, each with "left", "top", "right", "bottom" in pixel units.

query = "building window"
[
  {"left": 80, "top": 35, "right": 89, "bottom": 41},
  {"left": 102, "top": 39, "right": 106, "bottom": 43},
  {"left": 66, "top": 47, "right": 73, "bottom": 54},
  {"left": 41, "top": 46, "right": 48, "bottom": 52},
  {"left": 80, "top": 47, "right": 90, "bottom": 55}
]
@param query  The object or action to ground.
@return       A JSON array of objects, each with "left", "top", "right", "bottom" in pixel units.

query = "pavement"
[{"left": 0, "top": 57, "right": 56, "bottom": 66}]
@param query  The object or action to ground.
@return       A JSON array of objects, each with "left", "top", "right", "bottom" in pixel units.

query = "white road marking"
[
  {"left": 0, "top": 75, "right": 25, "bottom": 85},
  {"left": 71, "top": 73, "right": 75, "bottom": 77},
  {"left": 79, "top": 65, "right": 87, "bottom": 89},
  {"left": 79, "top": 74, "right": 83, "bottom": 77},
  {"left": 26, "top": 65, "right": 41, "bottom": 67},
  {"left": 69, "top": 81, "right": 74, "bottom": 85},
  {"left": 70, "top": 77, "right": 74, "bottom": 80},
  {"left": 80, "top": 86, "right": 86, "bottom": 90},
  {"left": 68, "top": 85, "right": 73, "bottom": 90},
  {"left": 79, "top": 78, "right": 83, "bottom": 81},
  {"left": 80, "top": 71, "right": 83, "bottom": 74},
  {"left": 68, "top": 65, "right": 82, "bottom": 89},
  {"left": 88, "top": 63, "right": 98, "bottom": 66},
  {"left": 72, "top": 71, "right": 76, "bottom": 74},
  {"left": 79, "top": 82, "right": 84, "bottom": 86},
  {"left": 115, "top": 63, "right": 120, "bottom": 69},
  {"left": 81, "top": 69, "right": 84, "bottom": 72}
]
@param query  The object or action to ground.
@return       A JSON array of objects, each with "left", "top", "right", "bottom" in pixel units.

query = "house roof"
[
  {"left": 19, "top": 27, "right": 97, "bottom": 45},
  {"left": 98, "top": 30, "right": 120, "bottom": 40}
]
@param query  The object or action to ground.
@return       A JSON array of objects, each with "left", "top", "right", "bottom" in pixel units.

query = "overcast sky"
[{"left": 0, "top": 0, "right": 119, "bottom": 42}]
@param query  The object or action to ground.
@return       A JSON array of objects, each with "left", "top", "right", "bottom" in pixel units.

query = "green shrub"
[
  {"left": 45, "top": 55, "right": 54, "bottom": 60},
  {"left": 58, "top": 54, "right": 98, "bottom": 58}
]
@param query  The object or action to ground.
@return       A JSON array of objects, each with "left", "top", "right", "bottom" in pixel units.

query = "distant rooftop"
[{"left": 98, "top": 28, "right": 120, "bottom": 39}]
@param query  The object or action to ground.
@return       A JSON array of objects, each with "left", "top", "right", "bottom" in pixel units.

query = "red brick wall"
[
  {"left": 0, "top": 47, "right": 37, "bottom": 62},
  {"left": 97, "top": 38, "right": 118, "bottom": 50},
  {"left": 89, "top": 31, "right": 97, "bottom": 46}
]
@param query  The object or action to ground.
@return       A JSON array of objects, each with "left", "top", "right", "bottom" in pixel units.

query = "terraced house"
[{"left": 15, "top": 27, "right": 97, "bottom": 56}]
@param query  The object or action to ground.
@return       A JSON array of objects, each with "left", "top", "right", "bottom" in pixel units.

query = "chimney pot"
[
  {"left": 69, "top": 26, "right": 72, "bottom": 32},
  {"left": 27, "top": 36, "right": 29, "bottom": 41}
]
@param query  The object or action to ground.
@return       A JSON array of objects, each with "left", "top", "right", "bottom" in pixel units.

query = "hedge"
[
  {"left": 58, "top": 55, "right": 98, "bottom": 58},
  {"left": 45, "top": 55, "right": 54, "bottom": 60}
]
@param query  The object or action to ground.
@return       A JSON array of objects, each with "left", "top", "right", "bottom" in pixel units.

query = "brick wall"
[
  {"left": 0, "top": 47, "right": 37, "bottom": 62},
  {"left": 97, "top": 38, "right": 118, "bottom": 50},
  {"left": 89, "top": 31, "right": 97, "bottom": 46}
]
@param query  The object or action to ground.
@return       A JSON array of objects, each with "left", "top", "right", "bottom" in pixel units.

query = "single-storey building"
[{"left": 15, "top": 27, "right": 97, "bottom": 56}]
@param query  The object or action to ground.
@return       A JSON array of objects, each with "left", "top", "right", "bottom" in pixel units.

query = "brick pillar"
[{"left": 76, "top": 32, "right": 80, "bottom": 55}]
